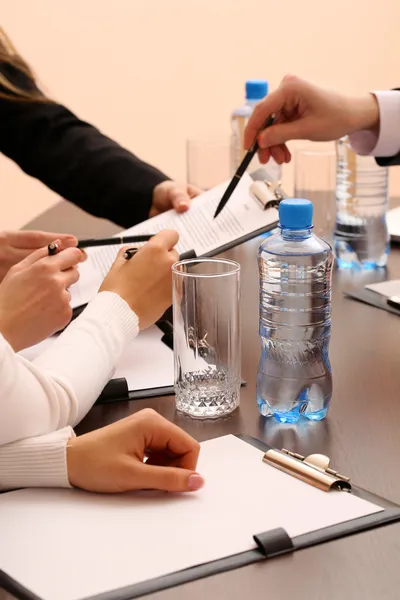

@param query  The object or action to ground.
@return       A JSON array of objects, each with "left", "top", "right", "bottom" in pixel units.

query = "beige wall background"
[{"left": 2, "top": 0, "right": 400, "bottom": 229}]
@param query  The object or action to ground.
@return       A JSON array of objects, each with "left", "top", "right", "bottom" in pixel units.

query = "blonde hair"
[{"left": 0, "top": 27, "right": 50, "bottom": 102}]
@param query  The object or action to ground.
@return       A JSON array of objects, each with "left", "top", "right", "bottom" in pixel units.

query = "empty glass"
[
  {"left": 186, "top": 138, "right": 230, "bottom": 190},
  {"left": 294, "top": 146, "right": 336, "bottom": 241},
  {"left": 172, "top": 258, "right": 241, "bottom": 419}
]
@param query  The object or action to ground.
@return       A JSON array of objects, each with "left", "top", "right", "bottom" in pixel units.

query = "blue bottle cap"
[
  {"left": 246, "top": 80, "right": 268, "bottom": 101},
  {"left": 279, "top": 198, "right": 313, "bottom": 230}
]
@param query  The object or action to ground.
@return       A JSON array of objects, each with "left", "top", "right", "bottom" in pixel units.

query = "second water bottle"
[{"left": 256, "top": 199, "right": 334, "bottom": 423}]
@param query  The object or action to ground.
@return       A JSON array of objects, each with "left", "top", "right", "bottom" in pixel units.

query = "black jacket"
[{"left": 0, "top": 63, "right": 169, "bottom": 227}]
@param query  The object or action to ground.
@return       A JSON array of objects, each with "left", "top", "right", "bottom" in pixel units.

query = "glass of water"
[
  {"left": 172, "top": 258, "right": 241, "bottom": 419},
  {"left": 294, "top": 145, "right": 336, "bottom": 241}
]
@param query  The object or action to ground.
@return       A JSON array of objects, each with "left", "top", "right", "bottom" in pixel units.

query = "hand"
[
  {"left": 244, "top": 75, "right": 380, "bottom": 165},
  {"left": 99, "top": 230, "right": 179, "bottom": 330},
  {"left": 0, "top": 230, "right": 78, "bottom": 283},
  {"left": 150, "top": 181, "right": 201, "bottom": 218},
  {"left": 66, "top": 409, "right": 204, "bottom": 493},
  {"left": 0, "top": 241, "right": 85, "bottom": 351}
]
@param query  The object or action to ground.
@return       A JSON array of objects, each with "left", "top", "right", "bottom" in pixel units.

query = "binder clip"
[
  {"left": 250, "top": 179, "right": 286, "bottom": 211},
  {"left": 263, "top": 448, "right": 351, "bottom": 492}
]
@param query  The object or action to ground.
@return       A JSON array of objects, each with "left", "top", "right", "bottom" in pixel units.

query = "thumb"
[
  {"left": 258, "top": 119, "right": 310, "bottom": 148},
  {"left": 135, "top": 463, "right": 204, "bottom": 493}
]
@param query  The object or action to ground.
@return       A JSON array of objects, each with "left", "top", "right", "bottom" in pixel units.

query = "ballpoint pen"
[{"left": 214, "top": 115, "right": 275, "bottom": 218}]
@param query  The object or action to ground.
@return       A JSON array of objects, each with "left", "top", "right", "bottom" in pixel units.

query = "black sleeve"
[
  {"left": 375, "top": 87, "right": 400, "bottom": 168},
  {"left": 0, "top": 64, "right": 169, "bottom": 228}
]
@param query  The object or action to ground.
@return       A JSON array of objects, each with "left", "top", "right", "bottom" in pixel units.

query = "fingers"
[
  {"left": 138, "top": 409, "right": 201, "bottom": 471},
  {"left": 169, "top": 185, "right": 191, "bottom": 212},
  {"left": 244, "top": 87, "right": 286, "bottom": 149},
  {"left": 60, "top": 265, "right": 80, "bottom": 288},
  {"left": 257, "top": 120, "right": 309, "bottom": 148},
  {"left": 133, "top": 463, "right": 204, "bottom": 493},
  {"left": 187, "top": 184, "right": 202, "bottom": 199},
  {"left": 147, "top": 229, "right": 179, "bottom": 251},
  {"left": 16, "top": 240, "right": 62, "bottom": 268},
  {"left": 44, "top": 246, "right": 84, "bottom": 271},
  {"left": 6, "top": 230, "right": 77, "bottom": 249}
]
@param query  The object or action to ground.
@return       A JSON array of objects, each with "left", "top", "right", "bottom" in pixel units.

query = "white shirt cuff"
[
  {"left": 349, "top": 90, "right": 400, "bottom": 157},
  {"left": 0, "top": 427, "right": 74, "bottom": 491}
]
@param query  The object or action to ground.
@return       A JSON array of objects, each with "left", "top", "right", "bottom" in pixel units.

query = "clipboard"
[{"left": 1, "top": 434, "right": 399, "bottom": 600}]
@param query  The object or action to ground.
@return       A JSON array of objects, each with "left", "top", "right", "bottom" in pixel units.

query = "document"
[
  {"left": 70, "top": 173, "right": 278, "bottom": 308},
  {"left": 0, "top": 435, "right": 382, "bottom": 600}
]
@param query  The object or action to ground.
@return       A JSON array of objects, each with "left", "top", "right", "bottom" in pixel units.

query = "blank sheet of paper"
[
  {"left": 19, "top": 325, "right": 174, "bottom": 392},
  {"left": 0, "top": 435, "right": 381, "bottom": 600},
  {"left": 70, "top": 174, "right": 278, "bottom": 308}
]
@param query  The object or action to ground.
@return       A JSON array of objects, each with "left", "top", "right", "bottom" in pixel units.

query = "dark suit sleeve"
[
  {"left": 375, "top": 87, "right": 400, "bottom": 167},
  {"left": 0, "top": 66, "right": 169, "bottom": 228}
]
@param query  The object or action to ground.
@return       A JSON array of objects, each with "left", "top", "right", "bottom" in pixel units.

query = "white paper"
[
  {"left": 70, "top": 174, "right": 278, "bottom": 308},
  {"left": 365, "top": 279, "right": 400, "bottom": 298},
  {"left": 19, "top": 325, "right": 174, "bottom": 392},
  {"left": 387, "top": 206, "right": 400, "bottom": 237},
  {"left": 0, "top": 435, "right": 381, "bottom": 600}
]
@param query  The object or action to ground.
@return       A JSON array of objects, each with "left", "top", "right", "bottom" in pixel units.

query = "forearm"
[
  {"left": 0, "top": 292, "right": 138, "bottom": 445},
  {"left": 0, "top": 427, "right": 73, "bottom": 491},
  {"left": 0, "top": 92, "right": 169, "bottom": 227}
]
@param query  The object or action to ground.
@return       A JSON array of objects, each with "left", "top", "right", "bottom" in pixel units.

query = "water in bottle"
[
  {"left": 256, "top": 199, "right": 334, "bottom": 424},
  {"left": 231, "top": 79, "right": 281, "bottom": 181},
  {"left": 334, "top": 136, "right": 389, "bottom": 269}
]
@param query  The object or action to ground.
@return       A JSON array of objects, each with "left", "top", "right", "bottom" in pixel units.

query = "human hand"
[
  {"left": 150, "top": 181, "right": 202, "bottom": 218},
  {"left": 0, "top": 230, "right": 78, "bottom": 283},
  {"left": 244, "top": 75, "right": 380, "bottom": 165},
  {"left": 66, "top": 409, "right": 204, "bottom": 493},
  {"left": 0, "top": 241, "right": 85, "bottom": 351},
  {"left": 99, "top": 230, "right": 179, "bottom": 330}
]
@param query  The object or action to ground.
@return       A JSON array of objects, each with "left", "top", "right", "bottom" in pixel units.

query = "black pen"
[
  {"left": 214, "top": 115, "right": 275, "bottom": 218},
  {"left": 77, "top": 234, "right": 154, "bottom": 249}
]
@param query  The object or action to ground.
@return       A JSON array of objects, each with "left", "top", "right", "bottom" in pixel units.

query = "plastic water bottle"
[
  {"left": 231, "top": 79, "right": 281, "bottom": 181},
  {"left": 334, "top": 136, "right": 390, "bottom": 269},
  {"left": 256, "top": 199, "right": 334, "bottom": 424}
]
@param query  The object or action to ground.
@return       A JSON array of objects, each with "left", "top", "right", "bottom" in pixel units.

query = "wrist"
[
  {"left": 347, "top": 93, "right": 380, "bottom": 135},
  {"left": 0, "top": 317, "right": 19, "bottom": 351}
]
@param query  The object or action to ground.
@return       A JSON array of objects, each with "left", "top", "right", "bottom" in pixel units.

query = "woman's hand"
[
  {"left": 244, "top": 75, "right": 380, "bottom": 165},
  {"left": 99, "top": 229, "right": 179, "bottom": 329},
  {"left": 150, "top": 181, "right": 201, "bottom": 218},
  {"left": 66, "top": 409, "right": 204, "bottom": 493},
  {"left": 0, "top": 230, "right": 78, "bottom": 283},
  {"left": 0, "top": 241, "right": 85, "bottom": 351}
]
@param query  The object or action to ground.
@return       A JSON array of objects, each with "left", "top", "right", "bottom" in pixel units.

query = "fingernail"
[
  {"left": 179, "top": 200, "right": 189, "bottom": 209},
  {"left": 187, "top": 473, "right": 204, "bottom": 491}
]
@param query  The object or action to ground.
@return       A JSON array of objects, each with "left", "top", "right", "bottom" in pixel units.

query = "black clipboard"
[{"left": 1, "top": 434, "right": 399, "bottom": 600}]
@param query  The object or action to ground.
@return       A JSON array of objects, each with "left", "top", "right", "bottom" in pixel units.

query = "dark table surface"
[{"left": 2, "top": 201, "right": 400, "bottom": 600}]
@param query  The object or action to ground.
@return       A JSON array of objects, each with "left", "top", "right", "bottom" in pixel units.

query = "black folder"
[{"left": 1, "top": 434, "right": 399, "bottom": 600}]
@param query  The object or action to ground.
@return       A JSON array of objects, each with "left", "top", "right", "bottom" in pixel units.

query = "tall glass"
[
  {"left": 294, "top": 146, "right": 336, "bottom": 241},
  {"left": 172, "top": 258, "right": 241, "bottom": 419},
  {"left": 186, "top": 138, "right": 230, "bottom": 190}
]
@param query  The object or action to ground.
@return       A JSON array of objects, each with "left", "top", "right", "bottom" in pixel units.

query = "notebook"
[
  {"left": 70, "top": 173, "right": 281, "bottom": 309},
  {"left": 1, "top": 434, "right": 399, "bottom": 600},
  {"left": 19, "top": 325, "right": 175, "bottom": 401},
  {"left": 345, "top": 279, "right": 400, "bottom": 316}
]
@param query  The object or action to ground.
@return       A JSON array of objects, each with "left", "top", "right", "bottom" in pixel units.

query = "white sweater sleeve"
[
  {"left": 0, "top": 427, "right": 74, "bottom": 491},
  {"left": 0, "top": 291, "right": 139, "bottom": 446},
  {"left": 349, "top": 90, "right": 400, "bottom": 157}
]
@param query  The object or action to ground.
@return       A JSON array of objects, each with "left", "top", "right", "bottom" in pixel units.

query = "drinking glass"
[
  {"left": 186, "top": 139, "right": 230, "bottom": 190},
  {"left": 294, "top": 146, "right": 336, "bottom": 241},
  {"left": 172, "top": 258, "right": 241, "bottom": 419}
]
